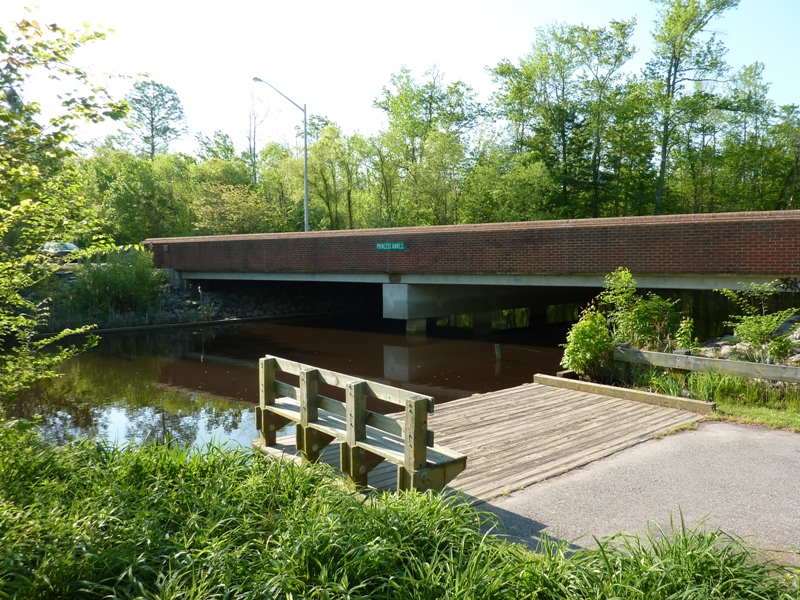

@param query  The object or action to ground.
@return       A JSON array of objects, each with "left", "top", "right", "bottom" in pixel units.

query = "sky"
[{"left": 7, "top": 0, "right": 800, "bottom": 155}]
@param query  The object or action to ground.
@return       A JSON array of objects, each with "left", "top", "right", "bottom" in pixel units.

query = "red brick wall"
[{"left": 144, "top": 211, "right": 800, "bottom": 277}]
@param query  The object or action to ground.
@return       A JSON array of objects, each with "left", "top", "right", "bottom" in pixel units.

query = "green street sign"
[{"left": 376, "top": 241, "right": 406, "bottom": 251}]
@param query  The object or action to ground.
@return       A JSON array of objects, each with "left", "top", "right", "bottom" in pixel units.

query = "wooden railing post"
[
  {"left": 299, "top": 368, "right": 319, "bottom": 427},
  {"left": 342, "top": 380, "right": 374, "bottom": 487},
  {"left": 297, "top": 368, "right": 333, "bottom": 462},
  {"left": 397, "top": 395, "right": 429, "bottom": 490},
  {"left": 346, "top": 380, "right": 367, "bottom": 445},
  {"left": 405, "top": 395, "right": 429, "bottom": 471},
  {"left": 257, "top": 357, "right": 278, "bottom": 445}
]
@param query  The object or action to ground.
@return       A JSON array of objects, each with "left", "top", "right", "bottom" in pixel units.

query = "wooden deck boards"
[{"left": 262, "top": 381, "right": 703, "bottom": 501}]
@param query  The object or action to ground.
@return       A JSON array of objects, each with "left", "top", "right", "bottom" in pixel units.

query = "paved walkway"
[{"left": 486, "top": 421, "right": 800, "bottom": 563}]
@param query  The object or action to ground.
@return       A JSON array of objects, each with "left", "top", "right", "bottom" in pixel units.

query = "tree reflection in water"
[
  {"left": 9, "top": 318, "right": 567, "bottom": 447},
  {"left": 11, "top": 330, "right": 258, "bottom": 448}
]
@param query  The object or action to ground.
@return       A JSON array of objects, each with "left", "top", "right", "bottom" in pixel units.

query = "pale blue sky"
[{"left": 8, "top": 0, "right": 799, "bottom": 154}]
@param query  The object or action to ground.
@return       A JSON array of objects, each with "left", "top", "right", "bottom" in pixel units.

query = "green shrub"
[
  {"left": 717, "top": 281, "right": 798, "bottom": 363},
  {"left": 561, "top": 304, "right": 614, "bottom": 381},
  {"left": 70, "top": 249, "right": 166, "bottom": 314},
  {"left": 562, "top": 268, "right": 692, "bottom": 382},
  {"left": 599, "top": 267, "right": 690, "bottom": 352}
]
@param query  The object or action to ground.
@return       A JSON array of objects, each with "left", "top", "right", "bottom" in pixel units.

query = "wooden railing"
[
  {"left": 614, "top": 347, "right": 800, "bottom": 384},
  {"left": 254, "top": 355, "right": 467, "bottom": 492}
]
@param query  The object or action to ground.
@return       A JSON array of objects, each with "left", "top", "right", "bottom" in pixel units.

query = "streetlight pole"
[{"left": 253, "top": 77, "right": 309, "bottom": 232}]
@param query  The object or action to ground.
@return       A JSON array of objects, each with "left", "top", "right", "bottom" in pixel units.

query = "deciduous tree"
[
  {"left": 647, "top": 0, "right": 739, "bottom": 214},
  {"left": 0, "top": 17, "right": 125, "bottom": 406}
]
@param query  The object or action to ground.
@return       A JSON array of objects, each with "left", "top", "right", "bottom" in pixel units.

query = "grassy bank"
[
  {"left": 633, "top": 366, "right": 800, "bottom": 431},
  {"left": 1, "top": 421, "right": 797, "bottom": 599}
]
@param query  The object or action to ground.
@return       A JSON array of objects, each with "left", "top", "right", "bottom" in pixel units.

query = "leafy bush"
[
  {"left": 562, "top": 268, "right": 692, "bottom": 381},
  {"left": 561, "top": 304, "right": 615, "bottom": 381},
  {"left": 717, "top": 281, "right": 798, "bottom": 363},
  {"left": 599, "top": 267, "right": 691, "bottom": 352},
  {"left": 70, "top": 248, "right": 166, "bottom": 315}
]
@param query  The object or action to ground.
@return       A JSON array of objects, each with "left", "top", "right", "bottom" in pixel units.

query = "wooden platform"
[{"left": 262, "top": 381, "right": 704, "bottom": 501}]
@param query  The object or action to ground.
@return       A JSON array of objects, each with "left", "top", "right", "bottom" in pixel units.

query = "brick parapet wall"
[{"left": 144, "top": 211, "right": 800, "bottom": 277}]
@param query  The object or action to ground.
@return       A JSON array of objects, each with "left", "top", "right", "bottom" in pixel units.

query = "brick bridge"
[{"left": 146, "top": 211, "right": 800, "bottom": 333}]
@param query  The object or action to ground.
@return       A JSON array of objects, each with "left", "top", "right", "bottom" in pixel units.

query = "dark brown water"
[{"left": 12, "top": 317, "right": 567, "bottom": 448}]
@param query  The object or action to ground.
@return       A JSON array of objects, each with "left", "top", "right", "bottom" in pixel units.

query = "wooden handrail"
[
  {"left": 268, "top": 355, "right": 435, "bottom": 412},
  {"left": 255, "top": 355, "right": 467, "bottom": 492},
  {"left": 614, "top": 347, "right": 800, "bottom": 384}
]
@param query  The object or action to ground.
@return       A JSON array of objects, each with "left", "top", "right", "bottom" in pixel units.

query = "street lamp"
[{"left": 252, "top": 76, "right": 309, "bottom": 232}]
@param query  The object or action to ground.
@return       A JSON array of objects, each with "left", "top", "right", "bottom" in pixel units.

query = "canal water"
[{"left": 11, "top": 316, "right": 567, "bottom": 448}]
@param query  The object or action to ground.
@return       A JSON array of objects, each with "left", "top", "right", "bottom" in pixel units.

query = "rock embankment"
[
  {"left": 693, "top": 315, "right": 800, "bottom": 366},
  {"left": 144, "top": 284, "right": 374, "bottom": 327},
  {"left": 45, "top": 283, "right": 374, "bottom": 333}
]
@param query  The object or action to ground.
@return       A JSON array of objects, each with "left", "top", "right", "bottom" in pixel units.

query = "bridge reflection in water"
[
  {"left": 160, "top": 321, "right": 565, "bottom": 409},
  {"left": 15, "top": 319, "right": 565, "bottom": 448}
]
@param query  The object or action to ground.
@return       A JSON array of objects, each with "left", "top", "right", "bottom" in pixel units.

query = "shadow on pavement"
[{"left": 454, "top": 491, "right": 584, "bottom": 554}]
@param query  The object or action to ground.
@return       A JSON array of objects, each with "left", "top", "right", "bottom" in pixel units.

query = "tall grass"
[
  {"left": 1, "top": 420, "right": 797, "bottom": 599},
  {"left": 48, "top": 249, "right": 167, "bottom": 330},
  {"left": 632, "top": 365, "right": 800, "bottom": 430}
]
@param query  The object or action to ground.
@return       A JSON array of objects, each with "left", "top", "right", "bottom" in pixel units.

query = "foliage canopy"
[{"left": 0, "top": 17, "right": 125, "bottom": 407}]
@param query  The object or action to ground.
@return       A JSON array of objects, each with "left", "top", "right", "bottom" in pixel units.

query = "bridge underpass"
[{"left": 145, "top": 211, "right": 800, "bottom": 335}]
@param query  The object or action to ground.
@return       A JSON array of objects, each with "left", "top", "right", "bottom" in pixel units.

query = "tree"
[
  {"left": 195, "top": 130, "right": 238, "bottom": 162},
  {"left": 307, "top": 123, "right": 369, "bottom": 230},
  {"left": 0, "top": 17, "right": 125, "bottom": 407},
  {"left": 364, "top": 131, "right": 405, "bottom": 227},
  {"left": 374, "top": 66, "right": 481, "bottom": 166},
  {"left": 717, "top": 63, "right": 777, "bottom": 211},
  {"left": 192, "top": 183, "right": 270, "bottom": 235},
  {"left": 125, "top": 80, "right": 187, "bottom": 160},
  {"left": 257, "top": 142, "right": 298, "bottom": 227},
  {"left": 603, "top": 79, "right": 658, "bottom": 216},
  {"left": 771, "top": 105, "right": 800, "bottom": 209},
  {"left": 491, "top": 23, "right": 590, "bottom": 217},
  {"left": 647, "top": 0, "right": 739, "bottom": 214},
  {"left": 461, "top": 143, "right": 555, "bottom": 223},
  {"left": 571, "top": 19, "right": 636, "bottom": 217},
  {"left": 373, "top": 67, "right": 481, "bottom": 225},
  {"left": 243, "top": 93, "right": 267, "bottom": 183},
  {"left": 82, "top": 149, "right": 195, "bottom": 243}
]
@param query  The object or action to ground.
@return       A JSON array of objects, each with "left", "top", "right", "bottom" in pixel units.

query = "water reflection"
[
  {"left": 11, "top": 351, "right": 255, "bottom": 447},
  {"left": 12, "top": 319, "right": 566, "bottom": 447}
]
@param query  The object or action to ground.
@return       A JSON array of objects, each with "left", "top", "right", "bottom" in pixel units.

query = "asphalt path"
[{"left": 486, "top": 421, "right": 800, "bottom": 563}]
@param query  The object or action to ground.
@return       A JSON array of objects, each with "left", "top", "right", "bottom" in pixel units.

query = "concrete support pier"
[{"left": 383, "top": 283, "right": 554, "bottom": 334}]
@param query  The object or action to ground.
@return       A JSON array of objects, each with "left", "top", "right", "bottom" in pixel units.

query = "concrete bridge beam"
[{"left": 383, "top": 283, "right": 557, "bottom": 333}]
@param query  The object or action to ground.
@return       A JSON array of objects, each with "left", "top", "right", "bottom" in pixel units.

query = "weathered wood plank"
[
  {"left": 431, "top": 382, "right": 700, "bottom": 499},
  {"left": 267, "top": 354, "right": 434, "bottom": 411},
  {"left": 431, "top": 395, "right": 652, "bottom": 446},
  {"left": 535, "top": 372, "right": 715, "bottom": 413},
  {"left": 462, "top": 416, "right": 701, "bottom": 499},
  {"left": 446, "top": 405, "right": 688, "bottom": 482},
  {"left": 476, "top": 417, "right": 701, "bottom": 495},
  {"left": 260, "top": 375, "right": 701, "bottom": 501},
  {"left": 614, "top": 347, "right": 800, "bottom": 385}
]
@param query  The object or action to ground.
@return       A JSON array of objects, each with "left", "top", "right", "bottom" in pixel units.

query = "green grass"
[
  {"left": 631, "top": 366, "right": 800, "bottom": 432},
  {"left": 1, "top": 419, "right": 797, "bottom": 599}
]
